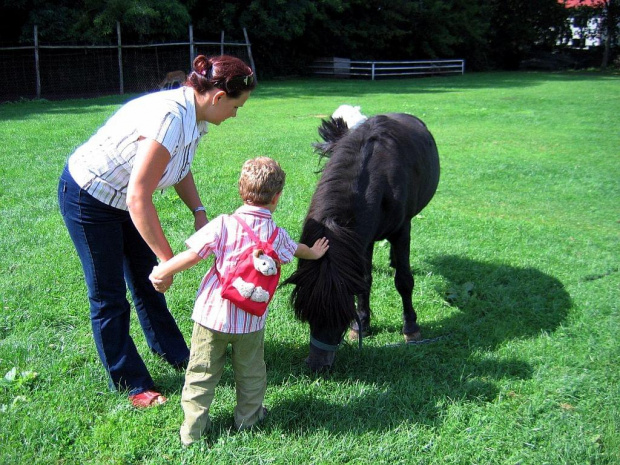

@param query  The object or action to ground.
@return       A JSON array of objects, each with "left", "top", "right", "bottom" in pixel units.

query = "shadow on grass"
[
  {"left": 248, "top": 71, "right": 615, "bottom": 100},
  {"left": 150, "top": 255, "right": 571, "bottom": 437},
  {"left": 0, "top": 94, "right": 133, "bottom": 121},
  {"left": 4, "top": 72, "right": 614, "bottom": 120},
  {"left": 253, "top": 255, "right": 572, "bottom": 434}
]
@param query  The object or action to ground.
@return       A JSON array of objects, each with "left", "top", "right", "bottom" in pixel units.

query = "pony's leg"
[
  {"left": 349, "top": 244, "right": 374, "bottom": 340},
  {"left": 390, "top": 226, "right": 421, "bottom": 342}
]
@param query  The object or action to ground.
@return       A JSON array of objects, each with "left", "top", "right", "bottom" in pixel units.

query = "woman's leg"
[
  {"left": 58, "top": 168, "right": 154, "bottom": 395},
  {"left": 122, "top": 220, "right": 189, "bottom": 367},
  {"left": 180, "top": 324, "right": 228, "bottom": 445}
]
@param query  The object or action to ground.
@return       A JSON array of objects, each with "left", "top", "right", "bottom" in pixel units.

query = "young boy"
[{"left": 149, "top": 157, "right": 328, "bottom": 446}]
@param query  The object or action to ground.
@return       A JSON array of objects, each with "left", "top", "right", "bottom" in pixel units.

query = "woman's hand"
[{"left": 149, "top": 250, "right": 202, "bottom": 293}]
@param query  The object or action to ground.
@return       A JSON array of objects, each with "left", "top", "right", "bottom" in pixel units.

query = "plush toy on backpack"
[
  {"left": 252, "top": 250, "right": 278, "bottom": 276},
  {"left": 219, "top": 216, "right": 281, "bottom": 316},
  {"left": 230, "top": 249, "right": 278, "bottom": 303}
]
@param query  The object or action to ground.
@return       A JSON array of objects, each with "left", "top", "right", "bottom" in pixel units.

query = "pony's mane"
[
  {"left": 284, "top": 217, "right": 366, "bottom": 329},
  {"left": 284, "top": 116, "right": 384, "bottom": 330}
]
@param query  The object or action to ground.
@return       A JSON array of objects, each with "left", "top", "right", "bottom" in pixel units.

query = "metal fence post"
[
  {"left": 243, "top": 28, "right": 257, "bottom": 82},
  {"left": 220, "top": 31, "right": 225, "bottom": 55},
  {"left": 189, "top": 24, "right": 195, "bottom": 68},
  {"left": 117, "top": 22, "right": 124, "bottom": 94},
  {"left": 371, "top": 62, "right": 375, "bottom": 81},
  {"left": 34, "top": 26, "right": 41, "bottom": 99}
]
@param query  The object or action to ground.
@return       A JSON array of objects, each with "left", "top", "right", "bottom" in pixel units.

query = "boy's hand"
[
  {"left": 310, "top": 237, "right": 329, "bottom": 259},
  {"left": 150, "top": 266, "right": 173, "bottom": 293}
]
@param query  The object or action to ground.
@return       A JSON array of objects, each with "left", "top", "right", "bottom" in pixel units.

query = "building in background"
[{"left": 560, "top": 0, "right": 607, "bottom": 48}]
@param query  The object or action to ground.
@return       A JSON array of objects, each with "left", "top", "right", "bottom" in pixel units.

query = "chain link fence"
[{"left": 0, "top": 25, "right": 254, "bottom": 102}]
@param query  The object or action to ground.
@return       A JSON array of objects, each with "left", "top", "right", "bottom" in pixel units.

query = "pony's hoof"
[{"left": 404, "top": 331, "right": 421, "bottom": 343}]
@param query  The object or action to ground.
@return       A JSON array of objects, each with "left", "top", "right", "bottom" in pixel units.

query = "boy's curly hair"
[{"left": 238, "top": 157, "right": 286, "bottom": 206}]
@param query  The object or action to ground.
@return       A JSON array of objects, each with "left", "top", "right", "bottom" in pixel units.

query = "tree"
[
  {"left": 89, "top": 0, "right": 190, "bottom": 43},
  {"left": 0, "top": 0, "right": 605, "bottom": 75},
  {"left": 298, "top": 0, "right": 491, "bottom": 70},
  {"left": 486, "top": 0, "right": 567, "bottom": 69},
  {"left": 600, "top": 0, "right": 619, "bottom": 69},
  {"left": 1, "top": 0, "right": 190, "bottom": 44}
]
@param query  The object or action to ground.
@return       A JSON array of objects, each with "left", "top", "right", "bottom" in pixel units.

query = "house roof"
[{"left": 561, "top": 0, "right": 605, "bottom": 8}]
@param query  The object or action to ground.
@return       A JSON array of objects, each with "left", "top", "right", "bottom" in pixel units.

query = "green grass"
[{"left": 1, "top": 71, "right": 619, "bottom": 464}]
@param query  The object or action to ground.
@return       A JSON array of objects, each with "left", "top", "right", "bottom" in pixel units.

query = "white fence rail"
[{"left": 311, "top": 58, "right": 465, "bottom": 79}]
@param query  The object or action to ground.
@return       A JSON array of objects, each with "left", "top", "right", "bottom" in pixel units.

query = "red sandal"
[{"left": 129, "top": 390, "right": 167, "bottom": 408}]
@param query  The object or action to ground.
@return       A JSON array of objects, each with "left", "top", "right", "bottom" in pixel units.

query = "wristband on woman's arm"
[{"left": 192, "top": 206, "right": 206, "bottom": 215}]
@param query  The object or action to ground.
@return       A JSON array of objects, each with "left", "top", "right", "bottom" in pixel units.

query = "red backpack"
[{"left": 219, "top": 215, "right": 281, "bottom": 316}]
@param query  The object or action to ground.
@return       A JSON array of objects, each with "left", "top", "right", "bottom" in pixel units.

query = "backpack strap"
[{"left": 232, "top": 214, "right": 279, "bottom": 246}]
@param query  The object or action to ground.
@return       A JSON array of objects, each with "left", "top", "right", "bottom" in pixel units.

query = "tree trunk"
[{"left": 601, "top": 0, "right": 618, "bottom": 70}]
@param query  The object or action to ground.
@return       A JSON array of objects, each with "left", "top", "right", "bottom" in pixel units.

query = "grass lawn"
[{"left": 0, "top": 71, "right": 618, "bottom": 464}]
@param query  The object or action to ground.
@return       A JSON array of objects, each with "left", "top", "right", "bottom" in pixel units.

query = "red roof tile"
[{"left": 561, "top": 0, "right": 605, "bottom": 8}]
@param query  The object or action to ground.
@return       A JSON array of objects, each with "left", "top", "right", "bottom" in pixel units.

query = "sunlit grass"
[{"left": 0, "top": 71, "right": 618, "bottom": 464}]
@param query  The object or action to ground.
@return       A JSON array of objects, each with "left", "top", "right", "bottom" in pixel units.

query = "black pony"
[{"left": 284, "top": 112, "right": 440, "bottom": 372}]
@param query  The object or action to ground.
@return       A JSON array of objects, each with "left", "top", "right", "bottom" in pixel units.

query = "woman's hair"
[
  {"left": 186, "top": 54, "right": 256, "bottom": 98},
  {"left": 239, "top": 157, "right": 286, "bottom": 206}
]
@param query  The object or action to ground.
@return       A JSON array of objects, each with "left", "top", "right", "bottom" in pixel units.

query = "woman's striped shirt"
[{"left": 67, "top": 86, "right": 208, "bottom": 210}]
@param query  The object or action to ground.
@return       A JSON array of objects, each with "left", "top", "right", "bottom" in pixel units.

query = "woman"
[{"left": 58, "top": 54, "right": 256, "bottom": 408}]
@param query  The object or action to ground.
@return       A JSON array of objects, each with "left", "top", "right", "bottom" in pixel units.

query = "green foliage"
[
  {"left": 0, "top": 0, "right": 577, "bottom": 74},
  {"left": 487, "top": 0, "right": 568, "bottom": 68},
  {"left": 94, "top": 0, "right": 191, "bottom": 42},
  {"left": 0, "top": 72, "right": 618, "bottom": 463},
  {"left": 8, "top": 0, "right": 191, "bottom": 44}
]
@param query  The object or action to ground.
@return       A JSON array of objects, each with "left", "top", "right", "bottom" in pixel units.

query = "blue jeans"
[{"left": 58, "top": 166, "right": 189, "bottom": 395}]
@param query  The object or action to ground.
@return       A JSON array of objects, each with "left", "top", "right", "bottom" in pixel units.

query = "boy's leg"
[
  {"left": 231, "top": 329, "right": 267, "bottom": 430},
  {"left": 122, "top": 219, "right": 190, "bottom": 368},
  {"left": 180, "top": 324, "right": 228, "bottom": 446}
]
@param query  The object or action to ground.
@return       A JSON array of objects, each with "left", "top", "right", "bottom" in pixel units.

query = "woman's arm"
[
  {"left": 294, "top": 237, "right": 329, "bottom": 260},
  {"left": 126, "top": 138, "right": 174, "bottom": 262},
  {"left": 174, "top": 171, "right": 208, "bottom": 231}
]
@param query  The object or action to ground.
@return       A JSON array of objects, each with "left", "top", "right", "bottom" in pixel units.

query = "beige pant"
[{"left": 179, "top": 323, "right": 267, "bottom": 445}]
